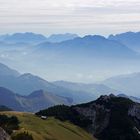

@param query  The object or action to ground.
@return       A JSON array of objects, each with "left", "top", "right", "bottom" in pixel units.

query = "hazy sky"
[{"left": 0, "top": 0, "right": 140, "bottom": 36}]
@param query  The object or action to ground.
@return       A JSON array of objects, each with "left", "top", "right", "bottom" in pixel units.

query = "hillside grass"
[{"left": 0, "top": 111, "right": 96, "bottom": 140}]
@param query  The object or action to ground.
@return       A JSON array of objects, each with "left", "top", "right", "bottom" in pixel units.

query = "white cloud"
[{"left": 0, "top": 0, "right": 139, "bottom": 35}]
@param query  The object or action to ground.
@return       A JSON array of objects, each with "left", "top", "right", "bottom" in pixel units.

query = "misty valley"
[{"left": 0, "top": 32, "right": 140, "bottom": 140}]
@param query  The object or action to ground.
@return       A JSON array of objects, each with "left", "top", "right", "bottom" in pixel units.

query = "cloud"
[{"left": 0, "top": 0, "right": 139, "bottom": 35}]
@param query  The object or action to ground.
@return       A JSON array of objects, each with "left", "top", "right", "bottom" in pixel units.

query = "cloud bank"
[{"left": 0, "top": 0, "right": 140, "bottom": 35}]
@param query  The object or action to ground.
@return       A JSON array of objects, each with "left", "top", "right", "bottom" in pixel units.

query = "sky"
[{"left": 0, "top": 0, "right": 140, "bottom": 36}]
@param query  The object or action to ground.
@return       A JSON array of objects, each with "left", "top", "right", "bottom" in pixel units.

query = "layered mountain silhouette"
[
  {"left": 0, "top": 32, "right": 140, "bottom": 83},
  {"left": 0, "top": 33, "right": 78, "bottom": 44},
  {"left": 36, "top": 35, "right": 138, "bottom": 59},
  {"left": 0, "top": 62, "right": 120, "bottom": 104},
  {"left": 0, "top": 32, "right": 47, "bottom": 44},
  {"left": 0, "top": 87, "right": 72, "bottom": 112}
]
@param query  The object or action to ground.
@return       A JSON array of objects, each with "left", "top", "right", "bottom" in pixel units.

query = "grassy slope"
[{"left": 0, "top": 111, "right": 96, "bottom": 140}]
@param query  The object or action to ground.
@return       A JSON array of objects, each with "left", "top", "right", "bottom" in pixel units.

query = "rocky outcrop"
[
  {"left": 0, "top": 127, "right": 11, "bottom": 140},
  {"left": 73, "top": 94, "right": 140, "bottom": 139},
  {"left": 37, "top": 94, "right": 140, "bottom": 140},
  {"left": 74, "top": 103, "right": 110, "bottom": 135},
  {"left": 128, "top": 103, "right": 140, "bottom": 120},
  {"left": 74, "top": 94, "right": 115, "bottom": 135}
]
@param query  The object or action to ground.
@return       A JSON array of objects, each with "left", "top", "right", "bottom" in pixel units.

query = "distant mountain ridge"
[
  {"left": 0, "top": 62, "right": 118, "bottom": 104},
  {"left": 1, "top": 32, "right": 47, "bottom": 44},
  {"left": 0, "top": 87, "right": 72, "bottom": 112},
  {"left": 0, "top": 63, "right": 20, "bottom": 77},
  {"left": 103, "top": 72, "right": 140, "bottom": 97},
  {"left": 53, "top": 81, "right": 118, "bottom": 98},
  {"left": 0, "top": 32, "right": 78, "bottom": 44},
  {"left": 108, "top": 31, "right": 140, "bottom": 52},
  {"left": 36, "top": 34, "right": 138, "bottom": 60},
  {"left": 0, "top": 32, "right": 140, "bottom": 83}
]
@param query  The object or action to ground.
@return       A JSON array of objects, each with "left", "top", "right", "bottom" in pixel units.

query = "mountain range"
[
  {"left": 1, "top": 62, "right": 140, "bottom": 113},
  {"left": 36, "top": 35, "right": 138, "bottom": 59},
  {"left": 0, "top": 32, "right": 140, "bottom": 82},
  {"left": 0, "top": 32, "right": 78, "bottom": 44},
  {"left": 0, "top": 62, "right": 119, "bottom": 104},
  {"left": 0, "top": 62, "right": 120, "bottom": 112},
  {"left": 0, "top": 87, "right": 72, "bottom": 112}
]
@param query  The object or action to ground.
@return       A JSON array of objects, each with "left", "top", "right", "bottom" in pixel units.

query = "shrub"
[{"left": 12, "top": 132, "right": 33, "bottom": 140}]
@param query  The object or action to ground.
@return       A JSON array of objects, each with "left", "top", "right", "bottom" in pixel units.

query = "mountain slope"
[
  {"left": 0, "top": 112, "right": 96, "bottom": 140},
  {"left": 36, "top": 95, "right": 140, "bottom": 140},
  {"left": 0, "top": 63, "right": 19, "bottom": 77},
  {"left": 108, "top": 31, "right": 140, "bottom": 52}
]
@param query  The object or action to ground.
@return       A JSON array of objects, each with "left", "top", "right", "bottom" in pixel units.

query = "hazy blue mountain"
[
  {"left": 118, "top": 94, "right": 140, "bottom": 103},
  {"left": 0, "top": 73, "right": 97, "bottom": 103},
  {"left": 108, "top": 31, "right": 140, "bottom": 52},
  {"left": 27, "top": 90, "right": 72, "bottom": 112},
  {"left": 0, "top": 63, "right": 97, "bottom": 103},
  {"left": 103, "top": 72, "right": 140, "bottom": 97},
  {"left": 1, "top": 32, "right": 47, "bottom": 44},
  {"left": 37, "top": 35, "right": 137, "bottom": 59},
  {"left": 26, "top": 35, "right": 140, "bottom": 82},
  {"left": 47, "top": 33, "right": 78, "bottom": 43},
  {"left": 0, "top": 33, "right": 140, "bottom": 83},
  {"left": 0, "top": 33, "right": 78, "bottom": 45},
  {"left": 0, "top": 87, "right": 72, "bottom": 112},
  {"left": 0, "top": 87, "right": 25, "bottom": 111},
  {"left": 0, "top": 63, "right": 20, "bottom": 77},
  {"left": 53, "top": 81, "right": 118, "bottom": 98},
  {"left": 0, "top": 34, "right": 9, "bottom": 41}
]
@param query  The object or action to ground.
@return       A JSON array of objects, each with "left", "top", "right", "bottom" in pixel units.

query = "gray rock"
[{"left": 0, "top": 127, "right": 11, "bottom": 140}]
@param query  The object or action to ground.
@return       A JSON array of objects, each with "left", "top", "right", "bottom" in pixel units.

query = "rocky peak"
[{"left": 97, "top": 94, "right": 115, "bottom": 102}]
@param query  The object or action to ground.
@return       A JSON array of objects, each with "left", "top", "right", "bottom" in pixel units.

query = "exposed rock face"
[
  {"left": 74, "top": 94, "right": 114, "bottom": 135},
  {"left": 73, "top": 94, "right": 140, "bottom": 139},
  {"left": 128, "top": 103, "right": 140, "bottom": 120},
  {"left": 75, "top": 103, "right": 110, "bottom": 134},
  {"left": 0, "top": 127, "right": 11, "bottom": 140}
]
